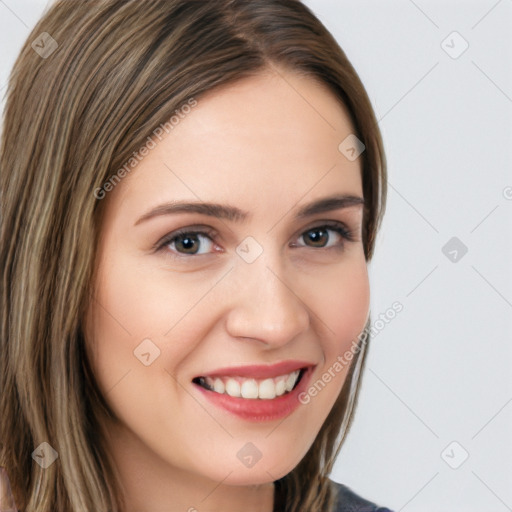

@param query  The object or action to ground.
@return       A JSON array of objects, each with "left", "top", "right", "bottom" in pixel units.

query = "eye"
[
  {"left": 154, "top": 221, "right": 356, "bottom": 258},
  {"left": 293, "top": 222, "right": 355, "bottom": 250},
  {"left": 156, "top": 228, "right": 217, "bottom": 256}
]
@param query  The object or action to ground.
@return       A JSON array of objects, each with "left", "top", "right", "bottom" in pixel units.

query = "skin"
[{"left": 84, "top": 67, "right": 370, "bottom": 512}]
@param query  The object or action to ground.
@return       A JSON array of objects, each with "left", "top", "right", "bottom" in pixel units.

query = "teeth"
[
  {"left": 201, "top": 370, "right": 301, "bottom": 400},
  {"left": 241, "top": 379, "right": 259, "bottom": 399},
  {"left": 213, "top": 378, "right": 225, "bottom": 394},
  {"left": 275, "top": 379, "right": 286, "bottom": 396},
  {"left": 258, "top": 378, "right": 276, "bottom": 400},
  {"left": 225, "top": 378, "right": 241, "bottom": 397},
  {"left": 285, "top": 372, "right": 297, "bottom": 392}
]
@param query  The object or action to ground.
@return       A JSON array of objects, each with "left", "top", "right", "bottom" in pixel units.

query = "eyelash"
[{"left": 154, "top": 221, "right": 357, "bottom": 259}]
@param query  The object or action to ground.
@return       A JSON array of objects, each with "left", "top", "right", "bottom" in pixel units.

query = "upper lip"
[{"left": 195, "top": 360, "right": 315, "bottom": 380}]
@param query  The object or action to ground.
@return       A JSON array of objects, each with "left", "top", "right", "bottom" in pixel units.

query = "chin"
[
  {"left": 222, "top": 449, "right": 305, "bottom": 486},
  {"left": 182, "top": 443, "right": 303, "bottom": 487},
  {"left": 218, "top": 465, "right": 288, "bottom": 487}
]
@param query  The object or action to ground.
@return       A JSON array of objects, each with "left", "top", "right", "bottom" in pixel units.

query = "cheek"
[
  {"left": 286, "top": 259, "right": 369, "bottom": 450},
  {"left": 311, "top": 257, "right": 370, "bottom": 358},
  {"left": 84, "top": 251, "right": 220, "bottom": 402}
]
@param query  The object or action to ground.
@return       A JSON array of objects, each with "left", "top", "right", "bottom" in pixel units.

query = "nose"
[{"left": 224, "top": 253, "right": 310, "bottom": 348}]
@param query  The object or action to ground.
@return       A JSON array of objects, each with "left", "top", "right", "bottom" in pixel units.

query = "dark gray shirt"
[{"left": 330, "top": 480, "right": 394, "bottom": 512}]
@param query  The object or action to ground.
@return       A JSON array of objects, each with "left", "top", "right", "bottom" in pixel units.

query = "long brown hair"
[{"left": 0, "top": 1, "right": 387, "bottom": 510}]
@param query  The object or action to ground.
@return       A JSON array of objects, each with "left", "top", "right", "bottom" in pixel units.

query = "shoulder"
[{"left": 329, "top": 479, "right": 395, "bottom": 512}]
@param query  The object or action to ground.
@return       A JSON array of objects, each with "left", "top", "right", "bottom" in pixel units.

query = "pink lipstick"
[{"left": 192, "top": 361, "right": 315, "bottom": 422}]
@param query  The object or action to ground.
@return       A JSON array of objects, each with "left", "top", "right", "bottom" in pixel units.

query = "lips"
[
  {"left": 194, "top": 369, "right": 303, "bottom": 399},
  {"left": 193, "top": 360, "right": 313, "bottom": 380},
  {"left": 192, "top": 363, "right": 316, "bottom": 422}
]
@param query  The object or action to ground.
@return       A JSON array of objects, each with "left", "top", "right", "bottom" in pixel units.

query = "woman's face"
[{"left": 85, "top": 68, "right": 369, "bottom": 495}]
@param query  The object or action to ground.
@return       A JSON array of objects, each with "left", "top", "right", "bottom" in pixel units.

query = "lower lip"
[{"left": 193, "top": 366, "right": 314, "bottom": 422}]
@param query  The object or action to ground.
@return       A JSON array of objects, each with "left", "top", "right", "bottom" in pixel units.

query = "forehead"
[{"left": 105, "top": 69, "right": 363, "bottom": 215}]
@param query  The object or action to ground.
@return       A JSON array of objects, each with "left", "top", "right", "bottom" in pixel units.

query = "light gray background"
[{"left": 1, "top": 1, "right": 511, "bottom": 511}]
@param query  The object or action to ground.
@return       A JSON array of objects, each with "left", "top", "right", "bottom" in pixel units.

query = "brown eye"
[
  {"left": 303, "top": 227, "right": 330, "bottom": 247},
  {"left": 157, "top": 230, "right": 216, "bottom": 256},
  {"left": 296, "top": 223, "right": 353, "bottom": 249},
  {"left": 173, "top": 233, "right": 204, "bottom": 254}
]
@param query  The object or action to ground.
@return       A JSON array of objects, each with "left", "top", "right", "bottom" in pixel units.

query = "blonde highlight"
[{"left": 0, "top": 1, "right": 387, "bottom": 510}]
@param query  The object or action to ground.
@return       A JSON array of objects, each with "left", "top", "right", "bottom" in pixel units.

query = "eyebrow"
[{"left": 134, "top": 193, "right": 364, "bottom": 226}]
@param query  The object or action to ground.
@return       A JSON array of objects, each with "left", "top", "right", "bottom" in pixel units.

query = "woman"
[{"left": 0, "top": 1, "right": 393, "bottom": 511}]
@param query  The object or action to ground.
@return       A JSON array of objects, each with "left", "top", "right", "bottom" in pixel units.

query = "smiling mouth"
[{"left": 192, "top": 368, "right": 306, "bottom": 400}]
